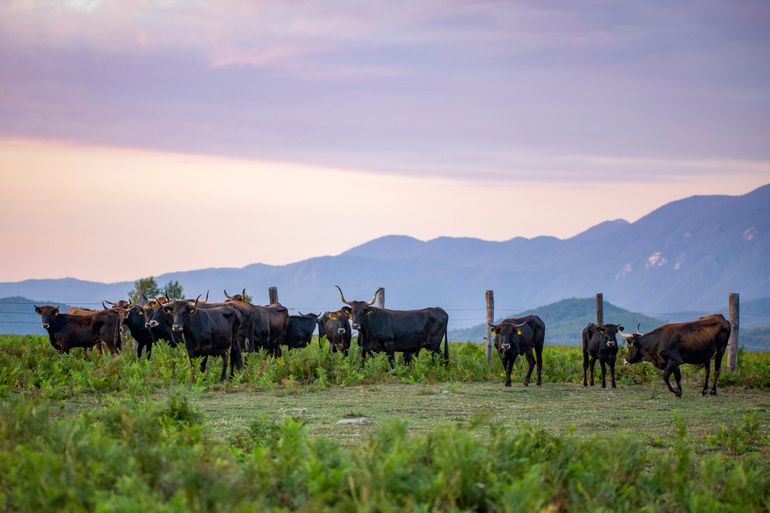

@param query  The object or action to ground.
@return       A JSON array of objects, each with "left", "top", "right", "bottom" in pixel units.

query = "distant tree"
[
  {"left": 128, "top": 277, "right": 160, "bottom": 306},
  {"left": 162, "top": 280, "right": 184, "bottom": 300}
]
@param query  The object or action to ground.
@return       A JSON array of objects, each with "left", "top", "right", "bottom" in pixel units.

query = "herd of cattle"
[{"left": 33, "top": 286, "right": 732, "bottom": 396}]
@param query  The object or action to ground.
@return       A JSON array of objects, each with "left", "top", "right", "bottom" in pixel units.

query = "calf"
[
  {"left": 318, "top": 307, "right": 352, "bottom": 354},
  {"left": 582, "top": 323, "right": 622, "bottom": 389},
  {"left": 488, "top": 315, "right": 545, "bottom": 387}
]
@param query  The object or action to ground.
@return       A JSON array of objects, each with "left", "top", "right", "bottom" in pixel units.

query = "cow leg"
[
  {"left": 535, "top": 346, "right": 543, "bottom": 386},
  {"left": 387, "top": 352, "right": 396, "bottom": 368},
  {"left": 600, "top": 360, "right": 607, "bottom": 389},
  {"left": 589, "top": 356, "right": 596, "bottom": 387},
  {"left": 582, "top": 350, "right": 589, "bottom": 386},
  {"left": 711, "top": 350, "right": 724, "bottom": 396},
  {"left": 524, "top": 351, "right": 536, "bottom": 386},
  {"left": 504, "top": 358, "right": 513, "bottom": 387},
  {"left": 702, "top": 359, "right": 711, "bottom": 396},
  {"left": 673, "top": 367, "right": 683, "bottom": 396},
  {"left": 220, "top": 351, "right": 229, "bottom": 382},
  {"left": 136, "top": 341, "right": 143, "bottom": 358},
  {"left": 200, "top": 356, "right": 208, "bottom": 373},
  {"left": 662, "top": 360, "right": 682, "bottom": 397},
  {"left": 609, "top": 359, "right": 616, "bottom": 389}
]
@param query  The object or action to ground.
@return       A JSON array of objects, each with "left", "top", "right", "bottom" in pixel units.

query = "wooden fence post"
[
  {"left": 268, "top": 287, "right": 279, "bottom": 305},
  {"left": 485, "top": 290, "right": 494, "bottom": 364},
  {"left": 595, "top": 293, "right": 604, "bottom": 325},
  {"left": 727, "top": 292, "right": 740, "bottom": 373},
  {"left": 377, "top": 288, "right": 385, "bottom": 308}
]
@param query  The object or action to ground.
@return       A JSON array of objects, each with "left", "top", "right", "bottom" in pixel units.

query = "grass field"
[{"left": 2, "top": 335, "right": 769, "bottom": 511}]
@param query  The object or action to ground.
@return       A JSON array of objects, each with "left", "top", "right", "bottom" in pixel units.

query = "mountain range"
[{"left": 1, "top": 184, "right": 768, "bottom": 332}]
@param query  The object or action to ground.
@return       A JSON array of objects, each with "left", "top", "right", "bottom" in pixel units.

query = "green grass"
[{"left": 2, "top": 334, "right": 770, "bottom": 511}]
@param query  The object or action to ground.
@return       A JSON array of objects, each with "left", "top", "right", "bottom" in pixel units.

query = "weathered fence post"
[
  {"left": 485, "top": 290, "right": 494, "bottom": 364},
  {"left": 595, "top": 293, "right": 604, "bottom": 325},
  {"left": 727, "top": 292, "right": 740, "bottom": 372},
  {"left": 377, "top": 287, "right": 385, "bottom": 308},
  {"left": 268, "top": 286, "right": 279, "bottom": 305}
]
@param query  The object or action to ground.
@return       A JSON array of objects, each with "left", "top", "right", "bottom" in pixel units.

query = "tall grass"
[
  {"left": 1, "top": 335, "right": 768, "bottom": 399},
  {"left": 0, "top": 393, "right": 767, "bottom": 512}
]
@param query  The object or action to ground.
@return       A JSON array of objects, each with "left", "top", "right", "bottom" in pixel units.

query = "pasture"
[{"left": 2, "top": 334, "right": 770, "bottom": 512}]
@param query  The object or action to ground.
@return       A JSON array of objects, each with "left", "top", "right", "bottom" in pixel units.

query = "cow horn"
[
  {"left": 203, "top": 290, "right": 209, "bottom": 302},
  {"left": 102, "top": 301, "right": 109, "bottom": 309},
  {"left": 619, "top": 331, "right": 635, "bottom": 340},
  {"left": 241, "top": 288, "right": 246, "bottom": 297},
  {"left": 126, "top": 298, "right": 133, "bottom": 306},
  {"left": 194, "top": 294, "right": 201, "bottom": 308},
  {"left": 224, "top": 289, "right": 232, "bottom": 300},
  {"left": 165, "top": 294, "right": 171, "bottom": 301},
  {"left": 335, "top": 285, "right": 352, "bottom": 306},
  {"left": 105, "top": 300, "right": 116, "bottom": 306},
  {"left": 368, "top": 288, "right": 383, "bottom": 305},
  {"left": 635, "top": 323, "right": 642, "bottom": 335}
]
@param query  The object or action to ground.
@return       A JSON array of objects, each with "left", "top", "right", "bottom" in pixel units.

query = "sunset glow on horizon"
[{"left": 1, "top": 1, "right": 769, "bottom": 282}]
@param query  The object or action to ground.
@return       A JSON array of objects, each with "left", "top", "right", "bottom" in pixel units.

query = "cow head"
[
  {"left": 224, "top": 289, "right": 248, "bottom": 303},
  {"left": 596, "top": 323, "right": 623, "bottom": 349},
  {"left": 164, "top": 295, "right": 202, "bottom": 332},
  {"left": 488, "top": 320, "right": 527, "bottom": 357},
  {"left": 619, "top": 324, "right": 643, "bottom": 363},
  {"left": 125, "top": 305, "right": 147, "bottom": 328},
  {"left": 34, "top": 305, "right": 59, "bottom": 329},
  {"left": 336, "top": 286, "right": 380, "bottom": 330}
]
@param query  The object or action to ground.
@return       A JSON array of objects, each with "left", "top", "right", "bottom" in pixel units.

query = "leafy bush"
[{"left": 0, "top": 394, "right": 768, "bottom": 512}]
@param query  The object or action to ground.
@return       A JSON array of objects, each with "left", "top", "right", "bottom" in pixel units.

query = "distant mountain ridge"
[{"left": 0, "top": 184, "right": 768, "bottom": 330}]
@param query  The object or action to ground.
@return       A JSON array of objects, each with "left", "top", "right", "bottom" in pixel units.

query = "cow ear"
[
  {"left": 516, "top": 329, "right": 522, "bottom": 335},
  {"left": 53, "top": 308, "right": 59, "bottom": 316},
  {"left": 596, "top": 326, "right": 605, "bottom": 333},
  {"left": 34, "top": 305, "right": 41, "bottom": 313},
  {"left": 618, "top": 325, "right": 624, "bottom": 332},
  {"left": 341, "top": 306, "right": 351, "bottom": 314}
]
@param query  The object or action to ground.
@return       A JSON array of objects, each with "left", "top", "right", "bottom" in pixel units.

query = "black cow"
[
  {"left": 284, "top": 313, "right": 319, "bottom": 349},
  {"left": 143, "top": 297, "right": 181, "bottom": 347},
  {"left": 317, "top": 307, "right": 352, "bottom": 354},
  {"left": 619, "top": 314, "right": 731, "bottom": 397},
  {"left": 336, "top": 286, "right": 449, "bottom": 365},
  {"left": 163, "top": 297, "right": 243, "bottom": 381},
  {"left": 224, "top": 290, "right": 271, "bottom": 353},
  {"left": 265, "top": 303, "right": 289, "bottom": 357},
  {"left": 34, "top": 305, "right": 121, "bottom": 354},
  {"left": 122, "top": 305, "right": 156, "bottom": 358},
  {"left": 582, "top": 323, "right": 622, "bottom": 389},
  {"left": 488, "top": 315, "right": 545, "bottom": 387}
]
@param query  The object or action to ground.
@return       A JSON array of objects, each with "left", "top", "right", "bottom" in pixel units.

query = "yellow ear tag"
[
  {"left": 329, "top": 314, "right": 338, "bottom": 320},
  {"left": 517, "top": 330, "right": 522, "bottom": 335}
]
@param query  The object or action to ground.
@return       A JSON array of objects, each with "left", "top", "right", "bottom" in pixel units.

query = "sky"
[{"left": 1, "top": 0, "right": 769, "bottom": 282}]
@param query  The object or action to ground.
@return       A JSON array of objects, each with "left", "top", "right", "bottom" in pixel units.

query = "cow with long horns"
[
  {"left": 619, "top": 314, "right": 731, "bottom": 397},
  {"left": 488, "top": 315, "right": 545, "bottom": 387},
  {"left": 335, "top": 286, "right": 449, "bottom": 365}
]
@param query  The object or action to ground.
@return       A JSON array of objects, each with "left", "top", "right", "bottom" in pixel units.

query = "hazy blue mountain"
[
  {"left": 0, "top": 184, "right": 767, "bottom": 333},
  {"left": 0, "top": 297, "right": 72, "bottom": 335},
  {"left": 448, "top": 297, "right": 665, "bottom": 345}
]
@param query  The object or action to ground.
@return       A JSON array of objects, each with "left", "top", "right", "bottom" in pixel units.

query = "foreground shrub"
[{"left": 0, "top": 395, "right": 768, "bottom": 512}]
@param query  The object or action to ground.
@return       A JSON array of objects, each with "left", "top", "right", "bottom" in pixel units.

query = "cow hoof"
[
  {"left": 611, "top": 384, "right": 616, "bottom": 389},
  {"left": 590, "top": 383, "right": 594, "bottom": 387},
  {"left": 523, "top": 382, "right": 529, "bottom": 387},
  {"left": 702, "top": 389, "right": 708, "bottom": 396},
  {"left": 601, "top": 384, "right": 606, "bottom": 389},
  {"left": 504, "top": 382, "right": 512, "bottom": 388},
  {"left": 536, "top": 382, "right": 541, "bottom": 386},
  {"left": 710, "top": 390, "right": 717, "bottom": 396}
]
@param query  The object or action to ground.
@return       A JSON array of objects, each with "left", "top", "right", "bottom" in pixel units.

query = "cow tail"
[{"left": 443, "top": 329, "right": 449, "bottom": 366}]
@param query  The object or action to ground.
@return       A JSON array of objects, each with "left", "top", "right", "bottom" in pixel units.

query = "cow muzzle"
[
  {"left": 607, "top": 341, "right": 616, "bottom": 348},
  {"left": 172, "top": 324, "right": 183, "bottom": 332},
  {"left": 352, "top": 323, "right": 361, "bottom": 330},
  {"left": 623, "top": 358, "right": 630, "bottom": 366},
  {"left": 146, "top": 320, "right": 159, "bottom": 328},
  {"left": 42, "top": 323, "right": 49, "bottom": 329},
  {"left": 337, "top": 327, "right": 346, "bottom": 334},
  {"left": 501, "top": 343, "right": 511, "bottom": 351}
]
